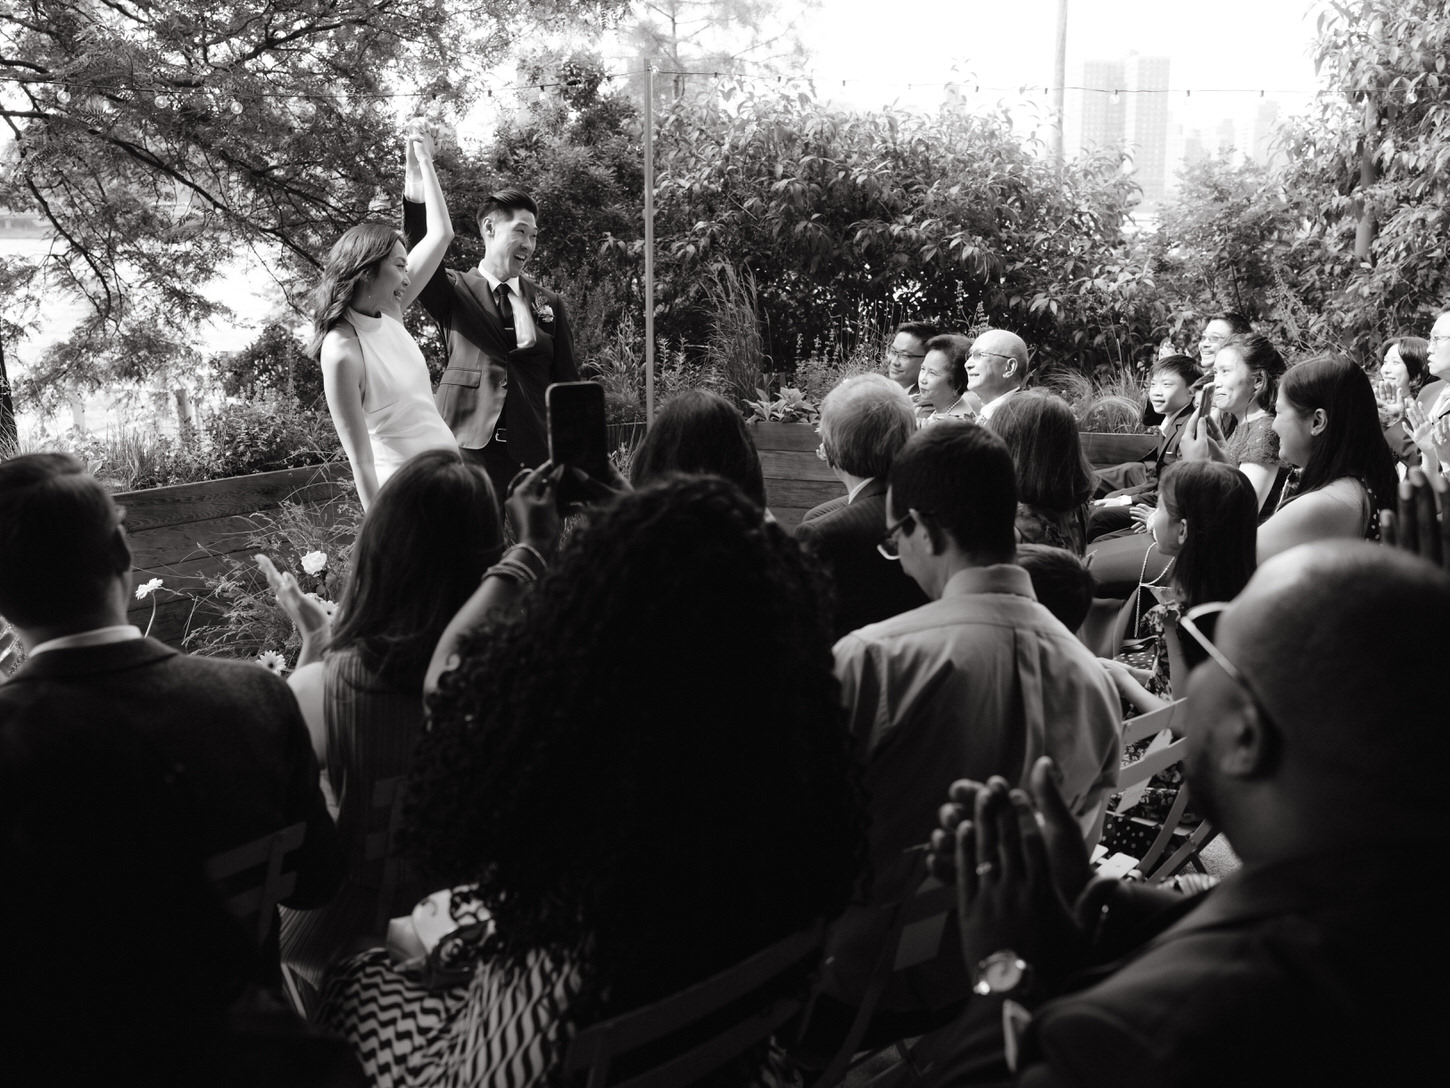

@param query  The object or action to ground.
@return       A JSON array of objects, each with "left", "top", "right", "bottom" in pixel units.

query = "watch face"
[{"left": 984, "top": 957, "right": 1022, "bottom": 990}]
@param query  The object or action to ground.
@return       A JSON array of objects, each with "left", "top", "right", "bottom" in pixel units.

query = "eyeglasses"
[
  {"left": 1430, "top": 334, "right": 1450, "bottom": 346},
  {"left": 1177, "top": 602, "right": 1279, "bottom": 730},
  {"left": 877, "top": 512, "right": 917, "bottom": 559},
  {"left": 969, "top": 349, "right": 1014, "bottom": 363},
  {"left": 887, "top": 347, "right": 926, "bottom": 361}
]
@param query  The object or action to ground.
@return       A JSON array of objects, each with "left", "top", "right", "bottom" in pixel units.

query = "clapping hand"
[
  {"left": 942, "top": 768, "right": 1087, "bottom": 985},
  {"left": 255, "top": 554, "right": 332, "bottom": 663},
  {"left": 1382, "top": 467, "right": 1450, "bottom": 574},
  {"left": 1129, "top": 503, "right": 1154, "bottom": 534},
  {"left": 1404, "top": 399, "right": 1450, "bottom": 455}
]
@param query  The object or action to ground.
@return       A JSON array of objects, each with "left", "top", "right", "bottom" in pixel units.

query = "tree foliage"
[{"left": 0, "top": 0, "right": 619, "bottom": 402}]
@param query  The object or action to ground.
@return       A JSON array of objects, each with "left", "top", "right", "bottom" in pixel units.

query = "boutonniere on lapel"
[{"left": 531, "top": 299, "right": 555, "bottom": 328}]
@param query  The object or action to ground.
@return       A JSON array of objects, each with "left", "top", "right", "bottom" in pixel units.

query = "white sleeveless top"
[{"left": 344, "top": 308, "right": 457, "bottom": 484}]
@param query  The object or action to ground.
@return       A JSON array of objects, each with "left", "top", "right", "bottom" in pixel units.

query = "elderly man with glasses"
[
  {"left": 812, "top": 424, "right": 1120, "bottom": 1040},
  {"left": 923, "top": 539, "right": 1450, "bottom": 1087},
  {"left": 967, "top": 329, "right": 1032, "bottom": 422}
]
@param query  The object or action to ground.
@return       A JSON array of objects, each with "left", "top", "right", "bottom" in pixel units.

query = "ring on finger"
[{"left": 975, "top": 861, "right": 996, "bottom": 877}]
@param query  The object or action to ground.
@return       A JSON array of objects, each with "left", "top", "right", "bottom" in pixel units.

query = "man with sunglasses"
[
  {"left": 966, "top": 329, "right": 1031, "bottom": 422},
  {"left": 928, "top": 540, "right": 1450, "bottom": 1086},
  {"left": 817, "top": 425, "right": 1120, "bottom": 1026}
]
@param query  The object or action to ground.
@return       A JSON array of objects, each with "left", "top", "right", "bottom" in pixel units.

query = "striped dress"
[{"left": 280, "top": 646, "right": 429, "bottom": 988}]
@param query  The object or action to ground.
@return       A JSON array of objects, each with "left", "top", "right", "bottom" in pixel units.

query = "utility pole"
[
  {"left": 0, "top": 336, "right": 16, "bottom": 456},
  {"left": 644, "top": 62, "right": 657, "bottom": 425},
  {"left": 1051, "top": 0, "right": 1068, "bottom": 163}
]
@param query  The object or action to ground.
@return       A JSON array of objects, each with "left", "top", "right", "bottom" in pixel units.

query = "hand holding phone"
[{"left": 547, "top": 382, "right": 611, "bottom": 509}]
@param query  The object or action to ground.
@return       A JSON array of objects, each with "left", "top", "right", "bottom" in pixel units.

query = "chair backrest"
[
  {"left": 203, "top": 822, "right": 306, "bottom": 946},
  {"left": 366, "top": 774, "right": 409, "bottom": 932},
  {"left": 564, "top": 923, "right": 825, "bottom": 1088}
]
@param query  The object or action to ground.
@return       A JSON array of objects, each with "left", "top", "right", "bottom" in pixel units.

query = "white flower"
[
  {"left": 532, "top": 300, "right": 555, "bottom": 325},
  {"left": 257, "top": 650, "right": 288, "bottom": 674},
  {"left": 300, "top": 551, "right": 328, "bottom": 576},
  {"left": 134, "top": 577, "right": 164, "bottom": 600},
  {"left": 305, "top": 592, "right": 338, "bottom": 620}
]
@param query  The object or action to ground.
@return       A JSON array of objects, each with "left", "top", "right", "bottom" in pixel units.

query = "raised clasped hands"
[
  {"left": 928, "top": 759, "right": 1090, "bottom": 983},
  {"left": 1382, "top": 466, "right": 1449, "bottom": 573},
  {"left": 1403, "top": 399, "right": 1450, "bottom": 455}
]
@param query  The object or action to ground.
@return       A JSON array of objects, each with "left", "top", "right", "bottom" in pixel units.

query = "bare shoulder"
[{"left": 320, "top": 323, "right": 363, "bottom": 373}]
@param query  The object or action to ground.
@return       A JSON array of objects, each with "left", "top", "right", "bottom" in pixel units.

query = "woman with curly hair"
[
  {"left": 320, "top": 476, "right": 868, "bottom": 1088},
  {"left": 310, "top": 129, "right": 457, "bottom": 509},
  {"left": 988, "top": 391, "right": 1095, "bottom": 555}
]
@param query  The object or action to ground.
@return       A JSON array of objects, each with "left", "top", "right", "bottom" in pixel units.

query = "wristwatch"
[{"left": 973, "top": 950, "right": 1033, "bottom": 998}]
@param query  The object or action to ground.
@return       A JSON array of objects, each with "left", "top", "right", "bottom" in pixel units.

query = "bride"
[{"left": 309, "top": 127, "right": 458, "bottom": 509}]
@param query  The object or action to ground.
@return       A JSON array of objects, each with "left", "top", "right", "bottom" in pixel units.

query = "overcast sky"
[{"left": 798, "top": 0, "right": 1325, "bottom": 132}]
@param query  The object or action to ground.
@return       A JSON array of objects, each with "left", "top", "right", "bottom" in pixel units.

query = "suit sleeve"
[
  {"left": 549, "top": 292, "right": 579, "bottom": 383},
  {"left": 271, "top": 685, "right": 344, "bottom": 908},
  {"left": 403, "top": 197, "right": 455, "bottom": 326}
]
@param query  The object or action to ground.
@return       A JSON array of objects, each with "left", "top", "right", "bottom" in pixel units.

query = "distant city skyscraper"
[{"left": 1076, "top": 53, "right": 1170, "bottom": 206}]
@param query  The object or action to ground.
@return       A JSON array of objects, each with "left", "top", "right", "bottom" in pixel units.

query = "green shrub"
[{"left": 201, "top": 399, "right": 342, "bottom": 478}]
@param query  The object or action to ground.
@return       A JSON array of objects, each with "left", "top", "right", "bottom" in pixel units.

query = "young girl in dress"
[{"left": 309, "top": 130, "right": 457, "bottom": 509}]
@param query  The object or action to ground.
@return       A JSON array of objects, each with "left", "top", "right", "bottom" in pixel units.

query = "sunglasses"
[{"left": 1178, "top": 602, "right": 1279, "bottom": 730}]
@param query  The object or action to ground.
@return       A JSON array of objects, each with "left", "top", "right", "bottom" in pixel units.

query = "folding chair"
[
  {"left": 1089, "top": 700, "right": 1218, "bottom": 883},
  {"left": 564, "top": 923, "right": 826, "bottom": 1088},
  {"left": 203, "top": 821, "right": 308, "bottom": 946}
]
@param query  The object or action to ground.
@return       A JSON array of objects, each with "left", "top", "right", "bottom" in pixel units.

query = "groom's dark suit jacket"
[
  {"left": 795, "top": 479, "right": 929, "bottom": 641},
  {"left": 0, "top": 639, "right": 342, "bottom": 969},
  {"left": 404, "top": 200, "right": 578, "bottom": 468}
]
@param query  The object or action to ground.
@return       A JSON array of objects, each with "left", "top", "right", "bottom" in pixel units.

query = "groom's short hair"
[
  {"left": 476, "top": 189, "right": 538, "bottom": 232},
  {"left": 0, "top": 452, "right": 132, "bottom": 627}
]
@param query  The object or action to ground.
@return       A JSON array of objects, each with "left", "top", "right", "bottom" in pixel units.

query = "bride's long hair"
[{"left": 307, "top": 222, "right": 403, "bottom": 357}]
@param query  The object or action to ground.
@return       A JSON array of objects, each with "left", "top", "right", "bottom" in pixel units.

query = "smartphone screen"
[
  {"left": 1197, "top": 383, "right": 1215, "bottom": 418},
  {"left": 547, "top": 382, "right": 609, "bottom": 503}
]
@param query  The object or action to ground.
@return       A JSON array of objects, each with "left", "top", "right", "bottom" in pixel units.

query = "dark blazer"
[
  {"left": 795, "top": 480, "right": 929, "bottom": 641},
  {"left": 0, "top": 639, "right": 342, "bottom": 960},
  {"left": 404, "top": 199, "right": 578, "bottom": 466}
]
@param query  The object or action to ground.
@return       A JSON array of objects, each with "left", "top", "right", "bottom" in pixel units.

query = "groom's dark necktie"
[{"left": 494, "top": 283, "right": 517, "bottom": 351}]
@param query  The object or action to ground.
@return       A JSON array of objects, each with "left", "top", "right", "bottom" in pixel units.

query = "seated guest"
[
  {"left": 989, "top": 392, "right": 1095, "bottom": 556},
  {"left": 1100, "top": 461, "right": 1259, "bottom": 714},
  {"left": 1016, "top": 544, "right": 1094, "bottom": 636},
  {"left": 916, "top": 334, "right": 981, "bottom": 424},
  {"left": 1376, "top": 335, "right": 1441, "bottom": 465},
  {"left": 796, "top": 374, "right": 929, "bottom": 639},
  {"left": 1194, "top": 309, "right": 1251, "bottom": 373},
  {"left": 1256, "top": 355, "right": 1398, "bottom": 561},
  {"left": 823, "top": 425, "right": 1119, "bottom": 1020},
  {"left": 0, "top": 456, "right": 342, "bottom": 976},
  {"left": 280, "top": 450, "right": 532, "bottom": 990},
  {"left": 932, "top": 541, "right": 1450, "bottom": 1086},
  {"left": 885, "top": 320, "right": 941, "bottom": 397},
  {"left": 1089, "top": 354, "right": 1199, "bottom": 540},
  {"left": 967, "top": 329, "right": 1030, "bottom": 422},
  {"left": 1404, "top": 309, "right": 1450, "bottom": 474},
  {"left": 1090, "top": 334, "right": 1287, "bottom": 597},
  {"left": 628, "top": 388, "right": 767, "bottom": 509},
  {"left": 320, "top": 477, "right": 867, "bottom": 1086}
]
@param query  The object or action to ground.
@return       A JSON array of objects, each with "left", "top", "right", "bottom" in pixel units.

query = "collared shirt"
[
  {"left": 977, "top": 386, "right": 1021, "bottom": 422},
  {"left": 846, "top": 477, "right": 875, "bottom": 504},
  {"left": 825, "top": 563, "right": 1122, "bottom": 1007},
  {"left": 476, "top": 267, "right": 538, "bottom": 349},
  {"left": 1160, "top": 402, "right": 1190, "bottom": 438},
  {"left": 28, "top": 625, "right": 143, "bottom": 658}
]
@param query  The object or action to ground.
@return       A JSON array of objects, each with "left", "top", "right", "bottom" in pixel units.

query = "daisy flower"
[
  {"left": 257, "top": 650, "right": 288, "bottom": 674},
  {"left": 134, "top": 577, "right": 164, "bottom": 600}
]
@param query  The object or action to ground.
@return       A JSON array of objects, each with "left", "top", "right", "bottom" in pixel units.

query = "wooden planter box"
[
  {"left": 748, "top": 423, "right": 1159, "bottom": 534},
  {"left": 749, "top": 421, "right": 840, "bottom": 531},
  {"left": 120, "top": 463, "right": 354, "bottom": 647}
]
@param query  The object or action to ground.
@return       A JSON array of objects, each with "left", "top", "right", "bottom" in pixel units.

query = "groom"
[{"left": 404, "top": 172, "right": 578, "bottom": 502}]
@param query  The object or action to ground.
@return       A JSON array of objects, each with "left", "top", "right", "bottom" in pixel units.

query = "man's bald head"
[
  {"left": 966, "top": 329, "right": 1029, "bottom": 403},
  {"left": 1212, "top": 542, "right": 1450, "bottom": 808}
]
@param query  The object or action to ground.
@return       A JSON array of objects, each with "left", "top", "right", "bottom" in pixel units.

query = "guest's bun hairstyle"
[
  {"left": 818, "top": 373, "right": 916, "bottom": 479},
  {"left": 889, "top": 423, "right": 1017, "bottom": 560},
  {"left": 922, "top": 333, "right": 972, "bottom": 395},
  {"left": 0, "top": 452, "right": 131, "bottom": 628},
  {"left": 405, "top": 475, "right": 866, "bottom": 1075},
  {"left": 1157, "top": 461, "right": 1258, "bottom": 611},
  {"left": 1278, "top": 355, "right": 1398, "bottom": 508},
  {"left": 628, "top": 389, "right": 767, "bottom": 507},
  {"left": 328, "top": 449, "right": 502, "bottom": 691},
  {"left": 474, "top": 187, "right": 538, "bottom": 233},
  {"left": 1218, "top": 332, "right": 1287, "bottom": 413},
  {"left": 307, "top": 221, "right": 404, "bottom": 357},
  {"left": 988, "top": 390, "right": 1095, "bottom": 512}
]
